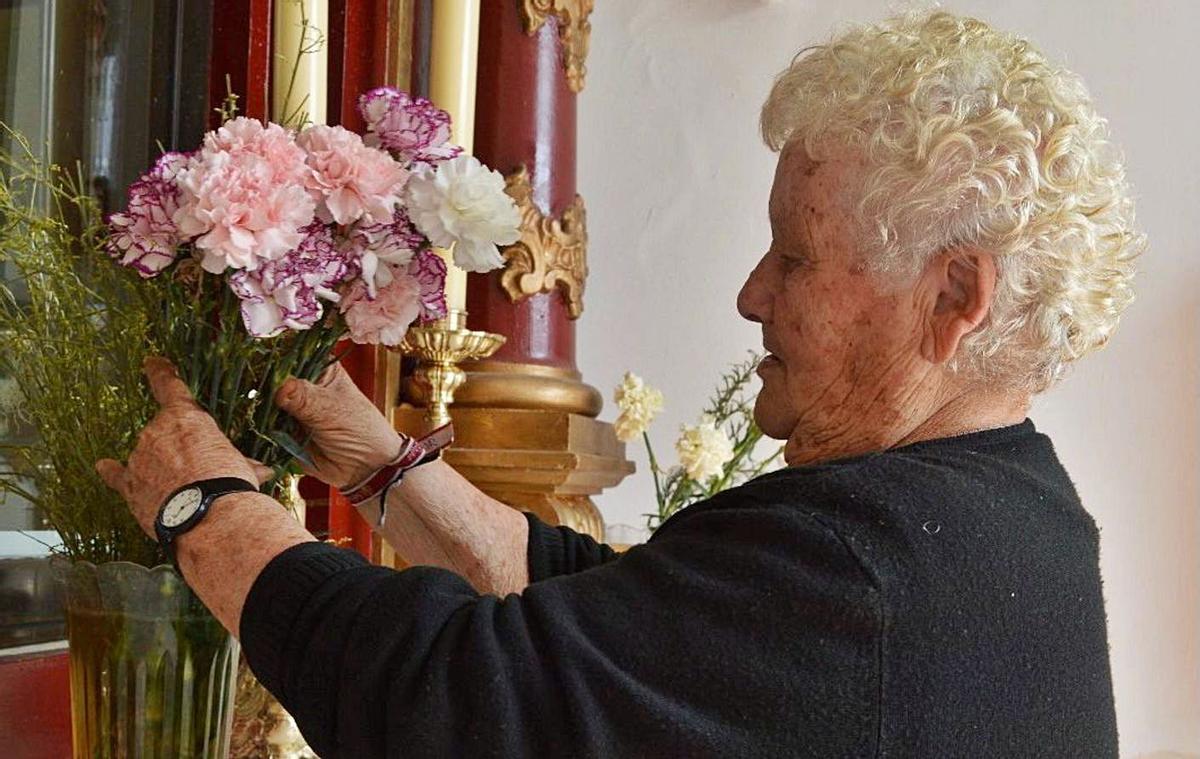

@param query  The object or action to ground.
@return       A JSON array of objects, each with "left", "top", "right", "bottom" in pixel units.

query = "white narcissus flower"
[
  {"left": 675, "top": 415, "right": 735, "bottom": 483},
  {"left": 612, "top": 371, "right": 664, "bottom": 442},
  {"left": 404, "top": 155, "right": 521, "bottom": 273}
]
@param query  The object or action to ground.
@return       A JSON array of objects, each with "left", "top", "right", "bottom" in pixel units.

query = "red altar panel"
[
  {"left": 209, "top": 0, "right": 272, "bottom": 126},
  {"left": 328, "top": 0, "right": 394, "bottom": 135},
  {"left": 0, "top": 650, "right": 71, "bottom": 759},
  {"left": 467, "top": 1, "right": 580, "bottom": 371}
]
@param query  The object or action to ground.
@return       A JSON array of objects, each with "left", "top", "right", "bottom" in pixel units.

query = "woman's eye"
[{"left": 780, "top": 252, "right": 806, "bottom": 269}]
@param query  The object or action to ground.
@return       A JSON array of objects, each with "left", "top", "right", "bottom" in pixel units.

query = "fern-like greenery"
[{"left": 0, "top": 131, "right": 162, "bottom": 564}]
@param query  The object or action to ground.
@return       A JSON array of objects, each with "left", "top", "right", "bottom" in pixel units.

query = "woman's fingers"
[
  {"left": 245, "top": 458, "right": 274, "bottom": 486},
  {"left": 95, "top": 459, "right": 129, "bottom": 498},
  {"left": 274, "top": 377, "right": 325, "bottom": 427},
  {"left": 144, "top": 357, "right": 199, "bottom": 409},
  {"left": 276, "top": 365, "right": 371, "bottom": 429},
  {"left": 314, "top": 360, "right": 343, "bottom": 384}
]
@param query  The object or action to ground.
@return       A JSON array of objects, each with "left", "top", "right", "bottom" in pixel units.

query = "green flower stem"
[{"left": 642, "top": 430, "right": 664, "bottom": 510}]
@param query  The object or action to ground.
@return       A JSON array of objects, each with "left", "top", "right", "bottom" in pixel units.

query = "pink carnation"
[
  {"left": 407, "top": 249, "right": 448, "bottom": 323},
  {"left": 107, "top": 152, "right": 189, "bottom": 277},
  {"left": 173, "top": 117, "right": 316, "bottom": 274},
  {"left": 297, "top": 124, "right": 409, "bottom": 226},
  {"left": 357, "top": 87, "right": 462, "bottom": 165},
  {"left": 339, "top": 264, "right": 422, "bottom": 346},
  {"left": 348, "top": 207, "right": 426, "bottom": 296},
  {"left": 229, "top": 222, "right": 356, "bottom": 337}
]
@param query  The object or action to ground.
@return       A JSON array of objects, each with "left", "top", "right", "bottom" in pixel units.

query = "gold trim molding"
[
  {"left": 501, "top": 166, "right": 588, "bottom": 319},
  {"left": 518, "top": 0, "right": 593, "bottom": 92}
]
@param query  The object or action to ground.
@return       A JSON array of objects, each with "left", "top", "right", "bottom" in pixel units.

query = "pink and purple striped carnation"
[
  {"left": 229, "top": 222, "right": 358, "bottom": 337},
  {"left": 106, "top": 152, "right": 190, "bottom": 277},
  {"left": 357, "top": 87, "right": 462, "bottom": 165}
]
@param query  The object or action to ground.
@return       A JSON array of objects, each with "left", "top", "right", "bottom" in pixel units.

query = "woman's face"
[{"left": 736, "top": 146, "right": 934, "bottom": 464}]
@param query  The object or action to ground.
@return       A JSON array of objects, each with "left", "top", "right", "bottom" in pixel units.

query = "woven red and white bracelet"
[{"left": 341, "top": 423, "right": 455, "bottom": 525}]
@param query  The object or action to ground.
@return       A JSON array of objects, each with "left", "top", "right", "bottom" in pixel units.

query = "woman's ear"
[{"left": 918, "top": 249, "right": 997, "bottom": 364}]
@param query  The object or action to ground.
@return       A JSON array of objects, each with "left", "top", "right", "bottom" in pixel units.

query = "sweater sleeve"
[
  {"left": 523, "top": 511, "right": 619, "bottom": 581},
  {"left": 240, "top": 497, "right": 880, "bottom": 758}
]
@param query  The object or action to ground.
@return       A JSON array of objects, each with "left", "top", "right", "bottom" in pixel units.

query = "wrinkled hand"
[
  {"left": 275, "top": 363, "right": 404, "bottom": 491},
  {"left": 96, "top": 357, "right": 271, "bottom": 538}
]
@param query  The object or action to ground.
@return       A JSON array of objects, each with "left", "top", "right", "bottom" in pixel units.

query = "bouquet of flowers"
[
  {"left": 106, "top": 87, "right": 520, "bottom": 475},
  {"left": 613, "top": 354, "right": 784, "bottom": 531}
]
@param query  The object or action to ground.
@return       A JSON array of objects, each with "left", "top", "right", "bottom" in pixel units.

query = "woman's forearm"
[
  {"left": 353, "top": 459, "right": 530, "bottom": 595},
  {"left": 175, "top": 492, "right": 316, "bottom": 635},
  {"left": 174, "top": 461, "right": 529, "bottom": 637}
]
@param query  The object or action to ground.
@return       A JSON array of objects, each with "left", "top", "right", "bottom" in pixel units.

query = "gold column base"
[
  {"left": 404, "top": 359, "right": 604, "bottom": 418},
  {"left": 392, "top": 405, "right": 634, "bottom": 543}
]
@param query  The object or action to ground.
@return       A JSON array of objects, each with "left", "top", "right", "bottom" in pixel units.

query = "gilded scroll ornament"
[
  {"left": 518, "top": 0, "right": 594, "bottom": 92},
  {"left": 501, "top": 166, "right": 588, "bottom": 319}
]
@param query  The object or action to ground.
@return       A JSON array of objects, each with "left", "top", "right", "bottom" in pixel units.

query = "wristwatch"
[{"left": 155, "top": 477, "right": 259, "bottom": 558}]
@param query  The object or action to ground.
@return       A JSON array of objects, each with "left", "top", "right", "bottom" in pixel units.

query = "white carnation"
[
  {"left": 675, "top": 416, "right": 734, "bottom": 482},
  {"left": 404, "top": 155, "right": 521, "bottom": 273},
  {"left": 612, "top": 371, "right": 664, "bottom": 442}
]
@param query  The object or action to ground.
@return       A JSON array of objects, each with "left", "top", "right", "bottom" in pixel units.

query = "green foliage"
[
  {"left": 0, "top": 131, "right": 161, "bottom": 564},
  {"left": 644, "top": 353, "right": 784, "bottom": 531},
  {"left": 137, "top": 265, "right": 344, "bottom": 477}
]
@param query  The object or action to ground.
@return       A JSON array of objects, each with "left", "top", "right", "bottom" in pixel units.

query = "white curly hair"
[{"left": 760, "top": 9, "right": 1144, "bottom": 392}]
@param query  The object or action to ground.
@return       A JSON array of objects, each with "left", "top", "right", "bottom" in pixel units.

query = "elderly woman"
[{"left": 98, "top": 10, "right": 1140, "bottom": 758}]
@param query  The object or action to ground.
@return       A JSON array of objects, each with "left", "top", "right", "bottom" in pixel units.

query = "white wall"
[{"left": 577, "top": 2, "right": 1199, "bottom": 756}]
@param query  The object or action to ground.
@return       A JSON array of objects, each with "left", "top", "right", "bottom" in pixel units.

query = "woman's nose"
[{"left": 737, "top": 255, "right": 771, "bottom": 325}]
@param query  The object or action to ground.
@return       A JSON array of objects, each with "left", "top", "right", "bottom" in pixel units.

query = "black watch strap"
[{"left": 156, "top": 476, "right": 260, "bottom": 559}]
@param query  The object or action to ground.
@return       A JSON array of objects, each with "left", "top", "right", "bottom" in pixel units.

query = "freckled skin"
[{"left": 737, "top": 145, "right": 1031, "bottom": 466}]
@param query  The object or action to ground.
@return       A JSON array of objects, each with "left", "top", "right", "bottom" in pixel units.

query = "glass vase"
[{"left": 58, "top": 560, "right": 239, "bottom": 758}]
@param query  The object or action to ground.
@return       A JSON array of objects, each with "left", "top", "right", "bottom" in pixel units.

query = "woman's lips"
[{"left": 758, "top": 354, "right": 783, "bottom": 374}]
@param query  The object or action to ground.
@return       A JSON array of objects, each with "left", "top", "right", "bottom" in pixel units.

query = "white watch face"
[{"left": 161, "top": 488, "right": 204, "bottom": 528}]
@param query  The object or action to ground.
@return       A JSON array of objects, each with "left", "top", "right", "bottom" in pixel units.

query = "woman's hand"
[
  {"left": 96, "top": 357, "right": 271, "bottom": 538},
  {"left": 274, "top": 363, "right": 404, "bottom": 490}
]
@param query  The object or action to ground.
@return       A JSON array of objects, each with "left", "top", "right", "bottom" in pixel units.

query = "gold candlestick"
[{"left": 400, "top": 309, "right": 506, "bottom": 429}]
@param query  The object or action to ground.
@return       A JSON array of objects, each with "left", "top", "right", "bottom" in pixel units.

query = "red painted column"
[
  {"left": 209, "top": 0, "right": 272, "bottom": 126},
  {"left": 467, "top": 2, "right": 579, "bottom": 371}
]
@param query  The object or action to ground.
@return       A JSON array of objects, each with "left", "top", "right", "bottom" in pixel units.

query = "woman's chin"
[{"left": 752, "top": 394, "right": 794, "bottom": 441}]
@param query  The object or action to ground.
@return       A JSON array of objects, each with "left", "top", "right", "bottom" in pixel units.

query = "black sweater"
[{"left": 240, "top": 420, "right": 1118, "bottom": 757}]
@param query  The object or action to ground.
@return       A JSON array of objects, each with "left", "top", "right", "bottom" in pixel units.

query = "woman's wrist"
[
  {"left": 372, "top": 431, "right": 407, "bottom": 472},
  {"left": 342, "top": 424, "right": 454, "bottom": 503}
]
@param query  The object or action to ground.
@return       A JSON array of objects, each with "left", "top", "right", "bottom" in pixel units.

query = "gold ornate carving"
[
  {"left": 501, "top": 167, "right": 588, "bottom": 319},
  {"left": 518, "top": 0, "right": 593, "bottom": 92},
  {"left": 231, "top": 658, "right": 315, "bottom": 758},
  {"left": 399, "top": 309, "right": 507, "bottom": 429},
  {"left": 526, "top": 495, "right": 606, "bottom": 540},
  {"left": 230, "top": 475, "right": 315, "bottom": 758}
]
